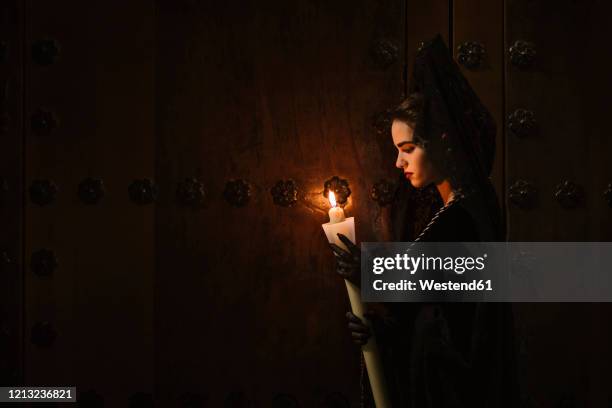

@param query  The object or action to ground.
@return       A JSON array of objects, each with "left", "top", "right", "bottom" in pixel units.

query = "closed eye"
[{"left": 397, "top": 141, "right": 417, "bottom": 152}]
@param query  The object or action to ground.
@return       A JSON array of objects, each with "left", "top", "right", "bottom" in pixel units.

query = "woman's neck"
[{"left": 435, "top": 179, "right": 455, "bottom": 206}]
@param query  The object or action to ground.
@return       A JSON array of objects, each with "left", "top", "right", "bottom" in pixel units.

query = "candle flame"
[{"left": 328, "top": 191, "right": 337, "bottom": 208}]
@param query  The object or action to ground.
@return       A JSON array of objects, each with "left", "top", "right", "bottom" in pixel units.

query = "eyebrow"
[{"left": 396, "top": 141, "right": 416, "bottom": 148}]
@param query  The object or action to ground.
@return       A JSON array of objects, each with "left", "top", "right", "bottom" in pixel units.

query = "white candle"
[
  {"left": 321, "top": 191, "right": 392, "bottom": 408},
  {"left": 322, "top": 192, "right": 354, "bottom": 250},
  {"left": 328, "top": 191, "right": 346, "bottom": 223}
]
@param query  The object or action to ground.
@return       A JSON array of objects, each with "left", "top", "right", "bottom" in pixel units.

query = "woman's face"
[{"left": 391, "top": 119, "right": 439, "bottom": 188}]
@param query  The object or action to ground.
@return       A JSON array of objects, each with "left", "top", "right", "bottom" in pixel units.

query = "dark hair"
[
  {"left": 390, "top": 92, "right": 449, "bottom": 169},
  {"left": 390, "top": 92, "right": 423, "bottom": 129},
  {"left": 389, "top": 93, "right": 427, "bottom": 146}
]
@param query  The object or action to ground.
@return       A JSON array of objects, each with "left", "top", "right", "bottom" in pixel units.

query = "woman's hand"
[
  {"left": 329, "top": 233, "right": 361, "bottom": 287},
  {"left": 346, "top": 311, "right": 373, "bottom": 346},
  {"left": 346, "top": 308, "right": 400, "bottom": 347}
]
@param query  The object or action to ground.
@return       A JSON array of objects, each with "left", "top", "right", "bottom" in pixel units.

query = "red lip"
[{"left": 404, "top": 172, "right": 413, "bottom": 178}]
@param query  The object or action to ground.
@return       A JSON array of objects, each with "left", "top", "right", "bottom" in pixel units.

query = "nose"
[{"left": 396, "top": 152, "right": 406, "bottom": 169}]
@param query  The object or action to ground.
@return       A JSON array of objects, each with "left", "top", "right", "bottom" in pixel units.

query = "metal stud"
[
  {"left": 370, "top": 38, "right": 399, "bottom": 69},
  {"left": 128, "top": 392, "right": 153, "bottom": 408},
  {"left": 78, "top": 389, "right": 104, "bottom": 408},
  {"left": 177, "top": 177, "right": 206, "bottom": 208},
  {"left": 223, "top": 179, "right": 251, "bottom": 207},
  {"left": 31, "top": 321, "right": 57, "bottom": 347},
  {"left": 78, "top": 178, "right": 105, "bottom": 205},
  {"left": 509, "top": 40, "right": 536, "bottom": 69},
  {"left": 370, "top": 179, "right": 395, "bottom": 206},
  {"left": 224, "top": 391, "right": 249, "bottom": 408},
  {"left": 416, "top": 40, "right": 428, "bottom": 54},
  {"left": 178, "top": 392, "right": 207, "bottom": 408},
  {"left": 323, "top": 176, "right": 351, "bottom": 206},
  {"left": 31, "top": 108, "right": 58, "bottom": 136},
  {"left": 520, "top": 395, "right": 537, "bottom": 408},
  {"left": 603, "top": 183, "right": 612, "bottom": 208},
  {"left": 31, "top": 249, "right": 58, "bottom": 277},
  {"left": 509, "top": 180, "right": 537, "bottom": 209},
  {"left": 29, "top": 179, "right": 58, "bottom": 206},
  {"left": 457, "top": 41, "right": 486, "bottom": 69},
  {"left": 128, "top": 179, "right": 158, "bottom": 205},
  {"left": 557, "top": 394, "right": 576, "bottom": 408},
  {"left": 272, "top": 393, "right": 299, "bottom": 408},
  {"left": 320, "top": 392, "right": 350, "bottom": 408},
  {"left": 554, "top": 180, "right": 584, "bottom": 209},
  {"left": 32, "top": 39, "right": 60, "bottom": 65},
  {"left": 510, "top": 249, "right": 537, "bottom": 279},
  {"left": 508, "top": 109, "right": 537, "bottom": 138},
  {"left": 372, "top": 109, "right": 392, "bottom": 136},
  {"left": 0, "top": 250, "right": 12, "bottom": 273},
  {"left": 271, "top": 179, "right": 298, "bottom": 207}
]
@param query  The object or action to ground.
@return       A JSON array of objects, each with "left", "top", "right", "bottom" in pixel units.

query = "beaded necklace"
[{"left": 413, "top": 189, "right": 462, "bottom": 242}]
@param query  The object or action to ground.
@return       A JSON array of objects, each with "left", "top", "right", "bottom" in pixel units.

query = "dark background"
[{"left": 1, "top": 0, "right": 612, "bottom": 406}]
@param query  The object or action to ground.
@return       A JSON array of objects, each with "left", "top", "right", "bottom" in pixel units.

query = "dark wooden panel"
[
  {"left": 453, "top": 0, "right": 505, "bottom": 230},
  {"left": 505, "top": 1, "right": 612, "bottom": 407},
  {"left": 24, "top": 0, "right": 155, "bottom": 404},
  {"left": 0, "top": 0, "right": 24, "bottom": 386},
  {"left": 405, "top": 0, "right": 449, "bottom": 82},
  {"left": 155, "top": 0, "right": 404, "bottom": 405},
  {"left": 579, "top": 7, "right": 612, "bottom": 405},
  {"left": 505, "top": 0, "right": 612, "bottom": 242}
]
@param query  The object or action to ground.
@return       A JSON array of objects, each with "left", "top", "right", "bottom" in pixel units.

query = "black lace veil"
[
  {"left": 392, "top": 35, "right": 504, "bottom": 241},
  {"left": 410, "top": 34, "right": 496, "bottom": 189}
]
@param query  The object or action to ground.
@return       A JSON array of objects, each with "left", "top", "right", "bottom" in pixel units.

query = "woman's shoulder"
[
  {"left": 419, "top": 182, "right": 504, "bottom": 242},
  {"left": 419, "top": 201, "right": 480, "bottom": 242}
]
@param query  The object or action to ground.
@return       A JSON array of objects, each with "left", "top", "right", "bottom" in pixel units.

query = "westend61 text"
[{"left": 373, "top": 279, "right": 493, "bottom": 291}]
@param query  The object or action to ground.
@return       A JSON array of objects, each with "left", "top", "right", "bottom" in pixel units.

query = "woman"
[{"left": 330, "top": 36, "right": 518, "bottom": 408}]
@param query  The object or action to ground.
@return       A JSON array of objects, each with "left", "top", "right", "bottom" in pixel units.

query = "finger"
[
  {"left": 337, "top": 260, "right": 357, "bottom": 270},
  {"left": 337, "top": 263, "right": 355, "bottom": 274},
  {"left": 337, "top": 233, "right": 360, "bottom": 256},
  {"left": 336, "top": 233, "right": 356, "bottom": 250},
  {"left": 348, "top": 322, "right": 369, "bottom": 334},
  {"left": 352, "top": 331, "right": 370, "bottom": 344},
  {"left": 346, "top": 311, "right": 362, "bottom": 323},
  {"left": 329, "top": 243, "right": 350, "bottom": 257}
]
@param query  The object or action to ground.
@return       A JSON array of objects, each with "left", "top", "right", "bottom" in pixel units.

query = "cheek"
[
  {"left": 411, "top": 151, "right": 433, "bottom": 180},
  {"left": 418, "top": 154, "right": 437, "bottom": 182},
  {"left": 411, "top": 152, "right": 424, "bottom": 172}
]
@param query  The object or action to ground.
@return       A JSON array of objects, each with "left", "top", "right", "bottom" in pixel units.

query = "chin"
[{"left": 409, "top": 179, "right": 424, "bottom": 189}]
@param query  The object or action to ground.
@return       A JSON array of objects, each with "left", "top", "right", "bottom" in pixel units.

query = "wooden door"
[
  {"left": 3, "top": 0, "right": 612, "bottom": 406},
  {"left": 154, "top": 0, "right": 405, "bottom": 405},
  {"left": 15, "top": 0, "right": 156, "bottom": 406},
  {"left": 448, "top": 0, "right": 612, "bottom": 406},
  {"left": 504, "top": 1, "right": 612, "bottom": 407}
]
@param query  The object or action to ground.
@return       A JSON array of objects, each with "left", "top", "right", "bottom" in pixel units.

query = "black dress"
[{"left": 362, "top": 185, "right": 519, "bottom": 408}]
